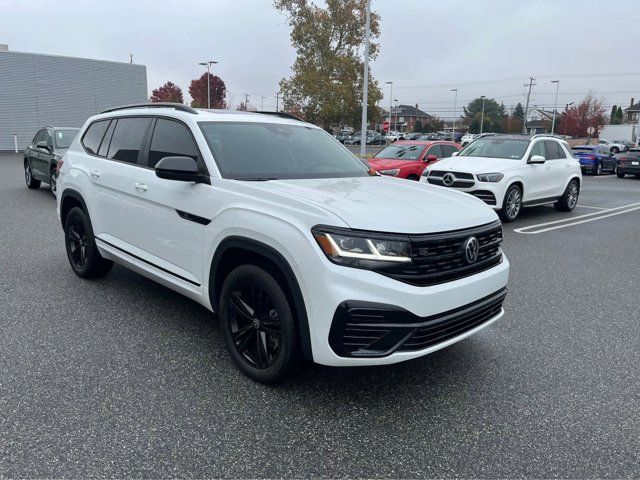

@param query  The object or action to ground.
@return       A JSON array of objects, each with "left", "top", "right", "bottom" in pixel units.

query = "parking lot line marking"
[{"left": 514, "top": 202, "right": 640, "bottom": 235}]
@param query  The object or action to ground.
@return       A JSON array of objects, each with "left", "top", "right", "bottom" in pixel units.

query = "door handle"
[
  {"left": 134, "top": 182, "right": 148, "bottom": 192},
  {"left": 90, "top": 169, "right": 101, "bottom": 179}
]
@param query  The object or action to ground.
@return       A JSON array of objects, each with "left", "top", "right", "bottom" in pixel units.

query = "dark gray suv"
[{"left": 24, "top": 126, "right": 79, "bottom": 195}]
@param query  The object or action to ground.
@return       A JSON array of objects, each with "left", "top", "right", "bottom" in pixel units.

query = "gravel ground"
[{"left": 1, "top": 152, "right": 639, "bottom": 478}]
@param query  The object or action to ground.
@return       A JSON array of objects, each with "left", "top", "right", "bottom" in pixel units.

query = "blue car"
[{"left": 571, "top": 145, "right": 618, "bottom": 175}]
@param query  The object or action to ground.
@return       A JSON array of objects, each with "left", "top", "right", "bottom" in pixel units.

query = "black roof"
[
  {"left": 380, "top": 104, "right": 433, "bottom": 119},
  {"left": 624, "top": 101, "right": 640, "bottom": 112}
]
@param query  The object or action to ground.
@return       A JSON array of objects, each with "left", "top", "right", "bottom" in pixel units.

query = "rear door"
[
  {"left": 543, "top": 140, "right": 569, "bottom": 197},
  {"left": 28, "top": 130, "right": 46, "bottom": 180}
]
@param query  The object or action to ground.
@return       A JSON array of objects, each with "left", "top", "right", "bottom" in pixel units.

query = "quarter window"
[
  {"left": 82, "top": 121, "right": 110, "bottom": 155},
  {"left": 98, "top": 120, "right": 116, "bottom": 157},
  {"left": 544, "top": 140, "right": 566, "bottom": 159},
  {"left": 148, "top": 119, "right": 199, "bottom": 168},
  {"left": 107, "top": 118, "right": 151, "bottom": 164}
]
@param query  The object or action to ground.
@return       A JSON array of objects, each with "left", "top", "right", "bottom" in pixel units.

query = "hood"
[
  {"left": 246, "top": 176, "right": 497, "bottom": 233},
  {"left": 431, "top": 156, "right": 522, "bottom": 174},
  {"left": 368, "top": 158, "right": 419, "bottom": 170}
]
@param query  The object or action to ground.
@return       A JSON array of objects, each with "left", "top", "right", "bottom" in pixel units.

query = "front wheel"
[
  {"left": 617, "top": 170, "right": 626, "bottom": 178},
  {"left": 594, "top": 163, "right": 602, "bottom": 176},
  {"left": 25, "top": 161, "right": 41, "bottom": 189},
  {"left": 611, "top": 147, "right": 619, "bottom": 154},
  {"left": 64, "top": 207, "right": 113, "bottom": 278},
  {"left": 500, "top": 184, "right": 522, "bottom": 222},
  {"left": 219, "top": 264, "right": 301, "bottom": 384},
  {"left": 555, "top": 179, "right": 579, "bottom": 212},
  {"left": 49, "top": 168, "right": 58, "bottom": 196}
]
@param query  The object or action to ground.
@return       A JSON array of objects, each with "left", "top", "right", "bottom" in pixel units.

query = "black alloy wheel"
[
  {"left": 49, "top": 168, "right": 58, "bottom": 196},
  {"left": 64, "top": 207, "right": 113, "bottom": 278},
  {"left": 219, "top": 264, "right": 299, "bottom": 383},
  {"left": 25, "top": 161, "right": 41, "bottom": 189}
]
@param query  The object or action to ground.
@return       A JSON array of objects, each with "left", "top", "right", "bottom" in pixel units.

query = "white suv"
[
  {"left": 422, "top": 134, "right": 582, "bottom": 222},
  {"left": 56, "top": 103, "right": 509, "bottom": 383}
]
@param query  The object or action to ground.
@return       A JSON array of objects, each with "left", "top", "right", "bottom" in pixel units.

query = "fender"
[
  {"left": 59, "top": 188, "right": 90, "bottom": 228},
  {"left": 209, "top": 236, "right": 313, "bottom": 361}
]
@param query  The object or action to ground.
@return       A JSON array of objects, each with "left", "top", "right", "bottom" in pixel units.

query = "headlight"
[
  {"left": 477, "top": 172, "right": 504, "bottom": 182},
  {"left": 379, "top": 169, "right": 400, "bottom": 176},
  {"left": 312, "top": 227, "right": 411, "bottom": 269}
]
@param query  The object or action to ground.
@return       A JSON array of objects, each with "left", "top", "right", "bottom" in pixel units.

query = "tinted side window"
[
  {"left": 33, "top": 130, "right": 44, "bottom": 143},
  {"left": 43, "top": 129, "right": 53, "bottom": 148},
  {"left": 530, "top": 141, "right": 546, "bottom": 159},
  {"left": 107, "top": 118, "right": 151, "bottom": 164},
  {"left": 544, "top": 140, "right": 565, "bottom": 160},
  {"left": 426, "top": 145, "right": 442, "bottom": 158},
  {"left": 440, "top": 144, "right": 458, "bottom": 157},
  {"left": 148, "top": 119, "right": 199, "bottom": 168},
  {"left": 98, "top": 120, "right": 116, "bottom": 157},
  {"left": 82, "top": 121, "right": 110, "bottom": 155}
]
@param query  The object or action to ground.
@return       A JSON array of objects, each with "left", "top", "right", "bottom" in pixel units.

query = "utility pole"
[
  {"left": 393, "top": 99, "right": 398, "bottom": 132},
  {"left": 550, "top": 80, "right": 560, "bottom": 133},
  {"left": 522, "top": 76, "right": 535, "bottom": 134},
  {"left": 385, "top": 81, "right": 393, "bottom": 133},
  {"left": 563, "top": 102, "right": 574, "bottom": 137},
  {"left": 243, "top": 93, "right": 250, "bottom": 109},
  {"left": 451, "top": 89, "right": 458, "bottom": 140},
  {"left": 359, "top": 0, "right": 372, "bottom": 158},
  {"left": 480, "top": 95, "right": 486, "bottom": 134},
  {"left": 275, "top": 92, "right": 280, "bottom": 112},
  {"left": 261, "top": 96, "right": 266, "bottom": 111}
]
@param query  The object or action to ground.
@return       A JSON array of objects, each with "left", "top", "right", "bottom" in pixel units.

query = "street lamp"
[
  {"left": 359, "top": 0, "right": 372, "bottom": 157},
  {"left": 550, "top": 80, "right": 560, "bottom": 134},
  {"left": 480, "top": 95, "right": 486, "bottom": 134},
  {"left": 394, "top": 99, "right": 399, "bottom": 132},
  {"left": 198, "top": 60, "right": 219, "bottom": 109},
  {"left": 385, "top": 81, "right": 393, "bottom": 132},
  {"left": 451, "top": 89, "right": 458, "bottom": 140}
]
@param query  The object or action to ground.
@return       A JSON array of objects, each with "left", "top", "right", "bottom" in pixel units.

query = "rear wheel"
[
  {"left": 25, "top": 161, "right": 41, "bottom": 189},
  {"left": 594, "top": 163, "right": 602, "bottom": 176},
  {"left": 500, "top": 184, "right": 522, "bottom": 222},
  {"left": 555, "top": 179, "right": 579, "bottom": 212},
  {"left": 219, "top": 264, "right": 300, "bottom": 384},
  {"left": 611, "top": 147, "right": 619, "bottom": 154},
  {"left": 617, "top": 170, "right": 626, "bottom": 178},
  {"left": 49, "top": 167, "right": 58, "bottom": 196},
  {"left": 64, "top": 207, "right": 113, "bottom": 278}
]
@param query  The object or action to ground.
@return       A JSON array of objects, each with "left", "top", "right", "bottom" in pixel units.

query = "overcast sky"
[{"left": 2, "top": 0, "right": 638, "bottom": 120}]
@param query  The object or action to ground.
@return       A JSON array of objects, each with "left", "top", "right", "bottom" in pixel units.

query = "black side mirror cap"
[{"left": 155, "top": 156, "right": 210, "bottom": 184}]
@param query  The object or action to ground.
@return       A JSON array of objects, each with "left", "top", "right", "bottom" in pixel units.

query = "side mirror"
[
  {"left": 451, "top": 151, "right": 459, "bottom": 156},
  {"left": 529, "top": 155, "right": 546, "bottom": 164},
  {"left": 155, "top": 156, "right": 208, "bottom": 183},
  {"left": 425, "top": 154, "right": 438, "bottom": 163},
  {"left": 36, "top": 140, "right": 50, "bottom": 151}
]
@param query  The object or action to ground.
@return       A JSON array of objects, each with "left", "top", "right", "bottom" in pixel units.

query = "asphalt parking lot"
[{"left": 1, "top": 152, "right": 639, "bottom": 478}]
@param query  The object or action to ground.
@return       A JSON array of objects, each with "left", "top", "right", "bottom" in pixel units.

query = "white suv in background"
[
  {"left": 56, "top": 103, "right": 509, "bottom": 383},
  {"left": 422, "top": 134, "right": 582, "bottom": 222}
]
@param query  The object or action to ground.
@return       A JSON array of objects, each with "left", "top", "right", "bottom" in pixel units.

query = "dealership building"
[{"left": 0, "top": 45, "right": 147, "bottom": 151}]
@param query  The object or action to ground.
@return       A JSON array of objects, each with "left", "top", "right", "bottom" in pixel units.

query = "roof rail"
[
  {"left": 100, "top": 102, "right": 198, "bottom": 115},
  {"left": 257, "top": 111, "right": 304, "bottom": 122},
  {"left": 531, "top": 133, "right": 564, "bottom": 140}
]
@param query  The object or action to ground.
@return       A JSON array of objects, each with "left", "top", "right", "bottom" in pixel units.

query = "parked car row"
[{"left": 368, "top": 141, "right": 460, "bottom": 180}]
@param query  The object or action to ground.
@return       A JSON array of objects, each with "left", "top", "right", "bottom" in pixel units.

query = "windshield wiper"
[{"left": 237, "top": 177, "right": 279, "bottom": 181}]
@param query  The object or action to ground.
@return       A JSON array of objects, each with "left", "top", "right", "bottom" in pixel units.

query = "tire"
[
  {"left": 219, "top": 264, "right": 300, "bottom": 384},
  {"left": 24, "top": 161, "right": 41, "bottom": 189},
  {"left": 611, "top": 147, "right": 619, "bottom": 154},
  {"left": 500, "top": 184, "right": 522, "bottom": 222},
  {"left": 594, "top": 163, "right": 602, "bottom": 176},
  {"left": 49, "top": 167, "right": 58, "bottom": 197},
  {"left": 407, "top": 174, "right": 420, "bottom": 181},
  {"left": 64, "top": 207, "right": 113, "bottom": 278},
  {"left": 612, "top": 162, "right": 618, "bottom": 175},
  {"left": 617, "top": 170, "right": 626, "bottom": 178},
  {"left": 554, "top": 179, "right": 579, "bottom": 212}
]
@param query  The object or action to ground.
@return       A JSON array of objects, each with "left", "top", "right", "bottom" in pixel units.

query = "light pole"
[
  {"left": 550, "top": 80, "right": 560, "bottom": 133},
  {"left": 198, "top": 60, "right": 218, "bottom": 109},
  {"left": 451, "top": 89, "right": 458, "bottom": 140},
  {"left": 275, "top": 92, "right": 280, "bottom": 112},
  {"left": 480, "top": 95, "right": 486, "bottom": 134},
  {"left": 359, "top": 0, "right": 372, "bottom": 157},
  {"left": 394, "top": 99, "right": 398, "bottom": 132},
  {"left": 385, "top": 81, "right": 393, "bottom": 132},
  {"left": 563, "top": 102, "right": 574, "bottom": 137},
  {"left": 243, "top": 93, "right": 250, "bottom": 110}
]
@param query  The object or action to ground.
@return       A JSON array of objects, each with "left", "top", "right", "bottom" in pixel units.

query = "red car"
[{"left": 368, "top": 141, "right": 461, "bottom": 180}]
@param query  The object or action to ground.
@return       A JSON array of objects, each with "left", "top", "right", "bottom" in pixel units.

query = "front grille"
[
  {"left": 376, "top": 220, "right": 503, "bottom": 287},
  {"left": 427, "top": 170, "right": 475, "bottom": 188},
  {"left": 329, "top": 288, "right": 507, "bottom": 357},
  {"left": 470, "top": 190, "right": 497, "bottom": 205}
]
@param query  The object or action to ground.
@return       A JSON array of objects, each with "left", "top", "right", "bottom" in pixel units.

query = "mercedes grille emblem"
[
  {"left": 442, "top": 172, "right": 456, "bottom": 186},
  {"left": 463, "top": 236, "right": 480, "bottom": 264}
]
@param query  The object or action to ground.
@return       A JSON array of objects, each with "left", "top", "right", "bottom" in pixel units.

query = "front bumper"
[
  {"left": 295, "top": 251, "right": 510, "bottom": 366},
  {"left": 421, "top": 176, "right": 505, "bottom": 210}
]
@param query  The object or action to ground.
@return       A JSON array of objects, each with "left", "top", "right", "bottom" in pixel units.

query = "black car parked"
[
  {"left": 24, "top": 127, "right": 79, "bottom": 195},
  {"left": 617, "top": 148, "right": 640, "bottom": 178}
]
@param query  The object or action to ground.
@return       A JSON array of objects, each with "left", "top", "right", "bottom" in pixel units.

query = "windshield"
[
  {"left": 54, "top": 129, "right": 79, "bottom": 148},
  {"left": 459, "top": 138, "right": 529, "bottom": 159},
  {"left": 374, "top": 144, "right": 424, "bottom": 160},
  {"left": 199, "top": 122, "right": 370, "bottom": 180}
]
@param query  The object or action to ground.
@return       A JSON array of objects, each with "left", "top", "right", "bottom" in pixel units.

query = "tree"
[
  {"left": 189, "top": 73, "right": 227, "bottom": 109},
  {"left": 610, "top": 105, "right": 619, "bottom": 124},
  {"left": 513, "top": 102, "right": 525, "bottom": 121},
  {"left": 463, "top": 97, "right": 504, "bottom": 133},
  {"left": 617, "top": 106, "right": 624, "bottom": 123},
  {"left": 556, "top": 94, "right": 606, "bottom": 137},
  {"left": 236, "top": 101, "right": 255, "bottom": 112},
  {"left": 275, "top": 0, "right": 383, "bottom": 128},
  {"left": 149, "top": 81, "right": 184, "bottom": 103},
  {"left": 422, "top": 117, "right": 445, "bottom": 133},
  {"left": 413, "top": 119, "right": 423, "bottom": 133}
]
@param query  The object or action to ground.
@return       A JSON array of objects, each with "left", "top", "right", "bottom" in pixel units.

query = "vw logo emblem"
[
  {"left": 463, "top": 236, "right": 480, "bottom": 264},
  {"left": 442, "top": 172, "right": 456, "bottom": 186}
]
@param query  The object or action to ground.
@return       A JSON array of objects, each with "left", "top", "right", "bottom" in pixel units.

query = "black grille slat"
[
  {"left": 470, "top": 190, "right": 497, "bottom": 205},
  {"left": 428, "top": 170, "right": 474, "bottom": 180}
]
